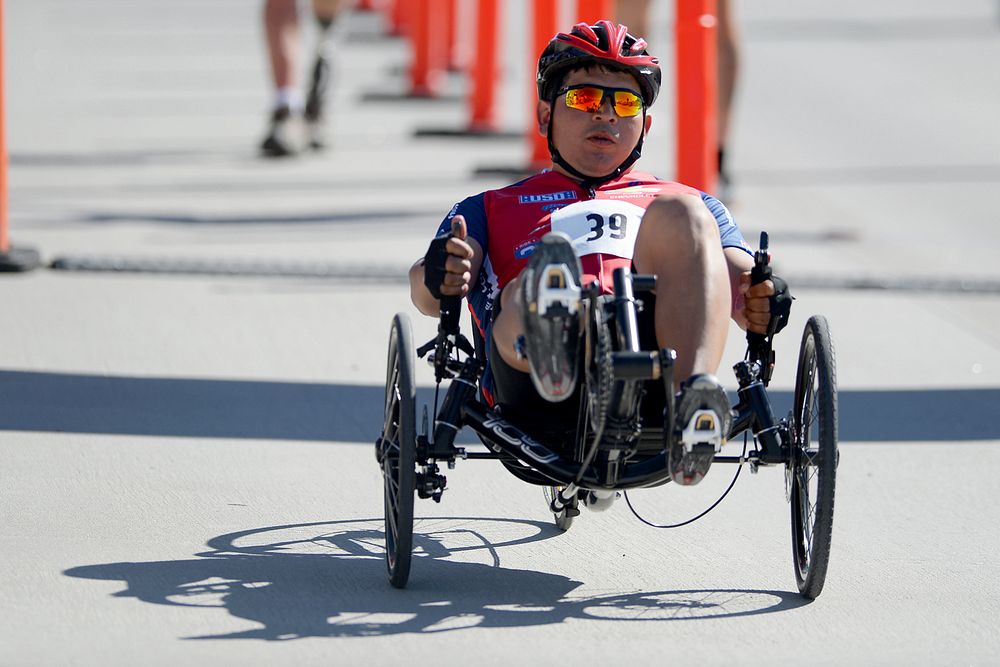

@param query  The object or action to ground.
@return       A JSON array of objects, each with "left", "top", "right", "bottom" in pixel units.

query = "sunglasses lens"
[
  {"left": 564, "top": 87, "right": 604, "bottom": 112},
  {"left": 613, "top": 91, "right": 642, "bottom": 117},
  {"left": 564, "top": 86, "right": 642, "bottom": 117}
]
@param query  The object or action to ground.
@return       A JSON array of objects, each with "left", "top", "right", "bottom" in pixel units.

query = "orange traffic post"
[
  {"left": 576, "top": 0, "right": 614, "bottom": 24},
  {"left": 529, "top": 0, "right": 559, "bottom": 169},
  {"left": 409, "top": 0, "right": 448, "bottom": 97},
  {"left": 675, "top": 0, "right": 718, "bottom": 193},
  {"left": 389, "top": 0, "right": 408, "bottom": 37},
  {"left": 468, "top": 0, "right": 500, "bottom": 131},
  {"left": 445, "top": 0, "right": 461, "bottom": 71},
  {"left": 0, "top": 0, "right": 8, "bottom": 255},
  {"left": 0, "top": 0, "right": 40, "bottom": 272},
  {"left": 413, "top": 0, "right": 521, "bottom": 139}
]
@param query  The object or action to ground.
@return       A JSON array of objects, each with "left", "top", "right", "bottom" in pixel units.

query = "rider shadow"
[{"left": 64, "top": 518, "right": 810, "bottom": 640}]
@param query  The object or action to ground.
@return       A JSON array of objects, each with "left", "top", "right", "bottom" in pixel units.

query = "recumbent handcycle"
[{"left": 376, "top": 233, "right": 838, "bottom": 599}]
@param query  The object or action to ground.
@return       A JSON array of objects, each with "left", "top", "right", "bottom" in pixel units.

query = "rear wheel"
[
  {"left": 379, "top": 313, "right": 416, "bottom": 588},
  {"left": 788, "top": 315, "right": 838, "bottom": 598}
]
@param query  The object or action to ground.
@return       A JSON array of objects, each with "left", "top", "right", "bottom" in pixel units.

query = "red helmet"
[{"left": 536, "top": 21, "right": 661, "bottom": 106}]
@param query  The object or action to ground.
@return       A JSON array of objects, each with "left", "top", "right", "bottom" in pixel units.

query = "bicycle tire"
[
  {"left": 380, "top": 313, "right": 416, "bottom": 588},
  {"left": 789, "top": 315, "right": 839, "bottom": 598},
  {"left": 542, "top": 486, "right": 578, "bottom": 531}
]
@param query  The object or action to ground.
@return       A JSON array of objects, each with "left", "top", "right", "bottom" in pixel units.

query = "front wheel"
[
  {"left": 788, "top": 315, "right": 838, "bottom": 598},
  {"left": 379, "top": 313, "right": 417, "bottom": 588},
  {"left": 542, "top": 486, "right": 578, "bottom": 531}
]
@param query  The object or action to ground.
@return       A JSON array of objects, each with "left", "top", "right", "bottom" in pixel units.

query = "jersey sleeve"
[
  {"left": 701, "top": 192, "right": 752, "bottom": 256},
  {"left": 435, "top": 192, "right": 488, "bottom": 254}
]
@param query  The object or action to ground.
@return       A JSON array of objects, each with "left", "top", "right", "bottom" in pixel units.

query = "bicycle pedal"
[
  {"left": 680, "top": 409, "right": 725, "bottom": 453},
  {"left": 537, "top": 263, "right": 581, "bottom": 318}
]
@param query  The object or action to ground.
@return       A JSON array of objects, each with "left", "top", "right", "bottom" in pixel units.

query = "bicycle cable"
[{"left": 623, "top": 432, "right": 750, "bottom": 529}]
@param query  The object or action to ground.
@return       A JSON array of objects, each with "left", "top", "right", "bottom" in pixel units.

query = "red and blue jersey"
[{"left": 434, "top": 169, "right": 751, "bottom": 403}]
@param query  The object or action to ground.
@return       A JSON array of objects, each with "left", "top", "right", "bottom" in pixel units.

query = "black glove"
[
  {"left": 422, "top": 233, "right": 451, "bottom": 300},
  {"left": 768, "top": 275, "right": 793, "bottom": 336}
]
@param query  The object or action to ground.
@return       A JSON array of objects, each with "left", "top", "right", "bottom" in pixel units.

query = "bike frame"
[{"left": 413, "top": 268, "right": 793, "bottom": 502}]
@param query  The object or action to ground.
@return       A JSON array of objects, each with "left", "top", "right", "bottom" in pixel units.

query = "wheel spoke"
[
  {"left": 384, "top": 472, "right": 399, "bottom": 531},
  {"left": 384, "top": 363, "right": 399, "bottom": 412},
  {"left": 384, "top": 476, "right": 397, "bottom": 509},
  {"left": 386, "top": 504, "right": 398, "bottom": 539},
  {"left": 382, "top": 412, "right": 395, "bottom": 442},
  {"left": 382, "top": 381, "right": 400, "bottom": 438},
  {"left": 386, "top": 474, "right": 399, "bottom": 497}
]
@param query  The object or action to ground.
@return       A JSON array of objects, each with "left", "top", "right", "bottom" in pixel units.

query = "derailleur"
[{"left": 416, "top": 463, "right": 447, "bottom": 503}]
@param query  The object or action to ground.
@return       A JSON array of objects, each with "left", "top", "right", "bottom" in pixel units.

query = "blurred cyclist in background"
[{"left": 260, "top": 0, "right": 352, "bottom": 157}]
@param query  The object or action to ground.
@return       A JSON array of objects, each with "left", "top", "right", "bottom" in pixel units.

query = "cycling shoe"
[
  {"left": 260, "top": 105, "right": 298, "bottom": 158},
  {"left": 520, "top": 232, "right": 583, "bottom": 402},
  {"left": 669, "top": 374, "right": 732, "bottom": 485}
]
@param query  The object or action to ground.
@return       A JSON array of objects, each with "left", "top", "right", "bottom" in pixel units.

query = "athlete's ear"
[
  {"left": 644, "top": 113, "right": 653, "bottom": 135},
  {"left": 537, "top": 100, "right": 552, "bottom": 136}
]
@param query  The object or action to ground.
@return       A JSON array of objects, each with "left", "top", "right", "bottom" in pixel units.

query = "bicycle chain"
[{"left": 587, "top": 302, "right": 615, "bottom": 441}]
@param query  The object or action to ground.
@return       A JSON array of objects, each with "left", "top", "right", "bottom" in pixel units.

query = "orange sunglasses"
[{"left": 557, "top": 84, "right": 644, "bottom": 118}]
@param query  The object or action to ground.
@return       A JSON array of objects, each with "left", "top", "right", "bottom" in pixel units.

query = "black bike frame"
[{"left": 417, "top": 268, "right": 792, "bottom": 493}]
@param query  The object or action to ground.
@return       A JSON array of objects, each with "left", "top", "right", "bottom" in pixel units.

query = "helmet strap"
[{"left": 546, "top": 106, "right": 647, "bottom": 194}]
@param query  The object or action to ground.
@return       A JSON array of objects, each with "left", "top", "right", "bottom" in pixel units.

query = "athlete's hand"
[
  {"left": 423, "top": 215, "right": 474, "bottom": 299},
  {"left": 738, "top": 271, "right": 775, "bottom": 334},
  {"left": 738, "top": 271, "right": 792, "bottom": 335}
]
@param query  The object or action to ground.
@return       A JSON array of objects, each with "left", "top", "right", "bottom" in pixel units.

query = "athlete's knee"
[{"left": 639, "top": 195, "right": 720, "bottom": 252}]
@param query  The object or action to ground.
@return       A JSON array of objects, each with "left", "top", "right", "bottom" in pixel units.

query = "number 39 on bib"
[{"left": 549, "top": 200, "right": 646, "bottom": 260}]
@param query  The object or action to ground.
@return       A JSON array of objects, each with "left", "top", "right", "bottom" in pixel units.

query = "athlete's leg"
[
  {"left": 304, "top": 0, "right": 349, "bottom": 149},
  {"left": 261, "top": 0, "right": 302, "bottom": 156},
  {"left": 264, "top": 0, "right": 301, "bottom": 106},
  {"left": 634, "top": 194, "right": 732, "bottom": 485},
  {"left": 632, "top": 194, "right": 731, "bottom": 386},
  {"left": 488, "top": 298, "right": 581, "bottom": 443},
  {"left": 493, "top": 277, "right": 531, "bottom": 374}
]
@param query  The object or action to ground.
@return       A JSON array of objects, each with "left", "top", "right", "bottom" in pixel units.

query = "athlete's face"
[{"left": 538, "top": 67, "right": 653, "bottom": 179}]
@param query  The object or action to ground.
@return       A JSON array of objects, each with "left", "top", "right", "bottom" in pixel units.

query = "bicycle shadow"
[{"left": 64, "top": 518, "right": 809, "bottom": 640}]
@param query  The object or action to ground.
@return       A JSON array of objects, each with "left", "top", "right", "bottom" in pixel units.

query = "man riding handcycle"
[{"left": 380, "top": 21, "right": 838, "bottom": 599}]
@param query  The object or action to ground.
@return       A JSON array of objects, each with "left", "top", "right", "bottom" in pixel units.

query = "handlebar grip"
[
  {"left": 746, "top": 232, "right": 770, "bottom": 355},
  {"left": 440, "top": 296, "right": 461, "bottom": 335},
  {"left": 439, "top": 218, "right": 465, "bottom": 336}
]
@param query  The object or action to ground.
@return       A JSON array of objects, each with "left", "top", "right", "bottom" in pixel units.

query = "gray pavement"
[{"left": 2, "top": 1, "right": 999, "bottom": 665}]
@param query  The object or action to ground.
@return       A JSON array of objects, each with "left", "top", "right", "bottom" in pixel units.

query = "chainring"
[{"left": 586, "top": 300, "right": 615, "bottom": 439}]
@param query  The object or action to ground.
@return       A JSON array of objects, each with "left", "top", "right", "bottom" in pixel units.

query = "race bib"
[{"left": 549, "top": 199, "right": 645, "bottom": 260}]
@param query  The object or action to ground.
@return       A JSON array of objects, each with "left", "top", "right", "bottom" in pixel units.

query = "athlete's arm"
[
  {"left": 701, "top": 191, "right": 776, "bottom": 334},
  {"left": 726, "top": 247, "right": 755, "bottom": 329}
]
